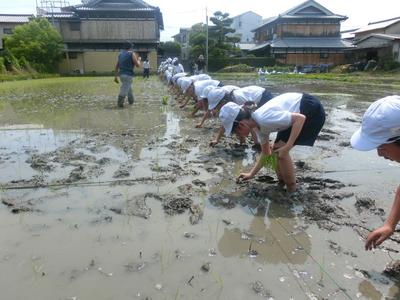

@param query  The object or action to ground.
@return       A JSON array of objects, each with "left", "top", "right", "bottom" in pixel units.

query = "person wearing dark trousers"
[
  {"left": 217, "top": 93, "right": 325, "bottom": 193},
  {"left": 143, "top": 59, "right": 150, "bottom": 79},
  {"left": 114, "top": 42, "right": 141, "bottom": 108}
]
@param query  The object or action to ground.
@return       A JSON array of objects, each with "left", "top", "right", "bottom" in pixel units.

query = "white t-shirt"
[
  {"left": 194, "top": 80, "right": 220, "bottom": 100},
  {"left": 232, "top": 86, "right": 265, "bottom": 105},
  {"left": 143, "top": 61, "right": 150, "bottom": 69},
  {"left": 252, "top": 93, "right": 303, "bottom": 144},
  {"left": 173, "top": 64, "right": 184, "bottom": 74},
  {"left": 172, "top": 72, "right": 186, "bottom": 84}
]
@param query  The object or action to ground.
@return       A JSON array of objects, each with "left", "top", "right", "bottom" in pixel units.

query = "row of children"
[{"left": 157, "top": 57, "right": 400, "bottom": 251}]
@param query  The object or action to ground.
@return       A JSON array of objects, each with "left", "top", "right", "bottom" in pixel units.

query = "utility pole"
[{"left": 206, "top": 7, "right": 209, "bottom": 72}]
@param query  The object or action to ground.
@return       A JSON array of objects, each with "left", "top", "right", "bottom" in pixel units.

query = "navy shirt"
[{"left": 118, "top": 50, "right": 135, "bottom": 76}]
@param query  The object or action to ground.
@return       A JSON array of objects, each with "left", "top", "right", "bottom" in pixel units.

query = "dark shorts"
[
  {"left": 257, "top": 90, "right": 273, "bottom": 107},
  {"left": 275, "top": 93, "right": 325, "bottom": 146}
]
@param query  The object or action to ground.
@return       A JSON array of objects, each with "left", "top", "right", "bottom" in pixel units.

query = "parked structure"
[
  {"left": 228, "top": 11, "right": 262, "bottom": 43},
  {"left": 348, "top": 17, "right": 400, "bottom": 64},
  {"left": 0, "top": 14, "right": 34, "bottom": 50},
  {"left": 38, "top": 0, "right": 164, "bottom": 74},
  {"left": 249, "top": 0, "right": 352, "bottom": 66},
  {"left": 172, "top": 28, "right": 190, "bottom": 60}
]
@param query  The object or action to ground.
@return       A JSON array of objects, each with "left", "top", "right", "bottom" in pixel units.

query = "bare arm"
[
  {"left": 114, "top": 61, "right": 119, "bottom": 83},
  {"left": 238, "top": 141, "right": 271, "bottom": 181},
  {"left": 132, "top": 53, "right": 141, "bottom": 68},
  {"left": 365, "top": 186, "right": 400, "bottom": 250},
  {"left": 196, "top": 110, "right": 210, "bottom": 128},
  {"left": 275, "top": 113, "right": 306, "bottom": 155},
  {"left": 209, "top": 126, "right": 224, "bottom": 146}
]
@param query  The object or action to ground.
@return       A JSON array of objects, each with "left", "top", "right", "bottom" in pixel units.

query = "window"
[
  {"left": 69, "top": 22, "right": 81, "bottom": 31},
  {"left": 68, "top": 52, "right": 78, "bottom": 59},
  {"left": 239, "top": 21, "right": 242, "bottom": 28},
  {"left": 320, "top": 53, "right": 329, "bottom": 59},
  {"left": 274, "top": 53, "right": 287, "bottom": 59},
  {"left": 3, "top": 28, "right": 13, "bottom": 34}
]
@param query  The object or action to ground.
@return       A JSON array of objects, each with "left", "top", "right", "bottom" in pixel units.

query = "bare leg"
[{"left": 274, "top": 141, "right": 296, "bottom": 192}]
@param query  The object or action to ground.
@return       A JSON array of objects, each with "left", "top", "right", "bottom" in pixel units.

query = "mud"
[{"left": 0, "top": 75, "right": 400, "bottom": 299}]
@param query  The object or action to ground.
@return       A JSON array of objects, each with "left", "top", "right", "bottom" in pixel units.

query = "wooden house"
[
  {"left": 40, "top": 0, "right": 164, "bottom": 74},
  {"left": 349, "top": 17, "right": 400, "bottom": 63},
  {"left": 249, "top": 0, "right": 352, "bottom": 66}
]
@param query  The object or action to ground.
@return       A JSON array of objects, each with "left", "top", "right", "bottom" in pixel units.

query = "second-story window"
[
  {"left": 69, "top": 22, "right": 81, "bottom": 31},
  {"left": 239, "top": 21, "right": 242, "bottom": 28}
]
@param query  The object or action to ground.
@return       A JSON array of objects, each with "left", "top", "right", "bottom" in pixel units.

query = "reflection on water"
[{"left": 218, "top": 203, "right": 311, "bottom": 265}]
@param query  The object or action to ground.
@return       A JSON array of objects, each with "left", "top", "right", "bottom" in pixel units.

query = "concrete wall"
[{"left": 59, "top": 49, "right": 158, "bottom": 74}]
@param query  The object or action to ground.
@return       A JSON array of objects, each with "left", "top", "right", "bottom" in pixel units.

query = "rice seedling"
[
  {"left": 260, "top": 153, "right": 278, "bottom": 171},
  {"left": 162, "top": 95, "right": 168, "bottom": 105}
]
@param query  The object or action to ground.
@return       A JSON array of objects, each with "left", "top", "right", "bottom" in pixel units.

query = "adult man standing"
[
  {"left": 351, "top": 95, "right": 400, "bottom": 250},
  {"left": 114, "top": 42, "right": 141, "bottom": 108}
]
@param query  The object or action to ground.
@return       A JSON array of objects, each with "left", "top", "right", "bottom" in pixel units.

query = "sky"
[{"left": 1, "top": 0, "right": 399, "bottom": 41}]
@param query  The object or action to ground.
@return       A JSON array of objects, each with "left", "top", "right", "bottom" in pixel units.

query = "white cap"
[
  {"left": 180, "top": 78, "right": 193, "bottom": 93},
  {"left": 219, "top": 102, "right": 241, "bottom": 136},
  {"left": 351, "top": 95, "right": 400, "bottom": 151},
  {"left": 208, "top": 87, "right": 226, "bottom": 110},
  {"left": 202, "top": 85, "right": 215, "bottom": 99}
]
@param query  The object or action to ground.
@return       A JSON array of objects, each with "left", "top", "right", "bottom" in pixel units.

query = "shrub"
[
  {"left": 0, "top": 57, "right": 6, "bottom": 74},
  {"left": 377, "top": 56, "right": 400, "bottom": 71},
  {"left": 217, "top": 64, "right": 254, "bottom": 73},
  {"left": 208, "top": 57, "right": 275, "bottom": 72}
]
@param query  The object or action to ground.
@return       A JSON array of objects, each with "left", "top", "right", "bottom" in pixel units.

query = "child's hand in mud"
[
  {"left": 195, "top": 123, "right": 202, "bottom": 128},
  {"left": 365, "top": 224, "right": 394, "bottom": 250},
  {"left": 236, "top": 172, "right": 253, "bottom": 183},
  {"left": 209, "top": 140, "right": 218, "bottom": 147}
]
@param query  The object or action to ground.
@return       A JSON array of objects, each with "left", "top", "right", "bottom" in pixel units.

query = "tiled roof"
[
  {"left": 250, "top": 37, "right": 353, "bottom": 51},
  {"left": 252, "top": 0, "right": 346, "bottom": 32},
  {"left": 354, "top": 17, "right": 400, "bottom": 34},
  {"left": 355, "top": 33, "right": 400, "bottom": 45},
  {"left": 0, "top": 14, "right": 33, "bottom": 23}
]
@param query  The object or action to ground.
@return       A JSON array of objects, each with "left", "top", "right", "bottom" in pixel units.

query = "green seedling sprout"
[
  {"left": 162, "top": 95, "right": 168, "bottom": 105},
  {"left": 260, "top": 153, "right": 278, "bottom": 171}
]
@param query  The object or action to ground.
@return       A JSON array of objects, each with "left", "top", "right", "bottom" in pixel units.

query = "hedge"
[{"left": 208, "top": 57, "right": 276, "bottom": 72}]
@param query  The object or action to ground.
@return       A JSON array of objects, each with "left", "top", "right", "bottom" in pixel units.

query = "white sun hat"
[
  {"left": 208, "top": 87, "right": 226, "bottom": 110},
  {"left": 180, "top": 78, "right": 193, "bottom": 93},
  {"left": 202, "top": 85, "right": 216, "bottom": 99},
  {"left": 219, "top": 102, "right": 241, "bottom": 136},
  {"left": 351, "top": 95, "right": 400, "bottom": 151}
]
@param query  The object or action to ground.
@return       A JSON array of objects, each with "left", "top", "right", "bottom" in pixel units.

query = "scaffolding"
[{"left": 36, "top": 0, "right": 71, "bottom": 15}]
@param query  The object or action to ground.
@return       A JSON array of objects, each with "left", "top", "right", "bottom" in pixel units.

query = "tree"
[
  {"left": 189, "top": 23, "right": 208, "bottom": 59},
  {"left": 158, "top": 41, "right": 181, "bottom": 57},
  {"left": 4, "top": 18, "right": 63, "bottom": 73},
  {"left": 209, "top": 11, "right": 239, "bottom": 45}
]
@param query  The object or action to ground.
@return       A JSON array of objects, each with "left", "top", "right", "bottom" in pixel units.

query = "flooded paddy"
[{"left": 0, "top": 75, "right": 399, "bottom": 299}]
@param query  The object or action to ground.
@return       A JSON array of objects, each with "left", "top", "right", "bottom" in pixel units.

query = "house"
[
  {"left": 347, "top": 17, "right": 400, "bottom": 64},
  {"left": 0, "top": 14, "right": 34, "bottom": 50},
  {"left": 39, "top": 0, "right": 164, "bottom": 74},
  {"left": 249, "top": 0, "right": 352, "bottom": 66},
  {"left": 353, "top": 17, "right": 400, "bottom": 42},
  {"left": 172, "top": 28, "right": 190, "bottom": 60},
  {"left": 229, "top": 11, "right": 262, "bottom": 43}
]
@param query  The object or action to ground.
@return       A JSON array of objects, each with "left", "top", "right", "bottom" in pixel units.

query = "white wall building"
[{"left": 229, "top": 11, "right": 262, "bottom": 43}]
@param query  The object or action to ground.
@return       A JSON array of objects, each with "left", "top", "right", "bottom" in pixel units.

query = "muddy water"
[{"left": 0, "top": 75, "right": 399, "bottom": 300}]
